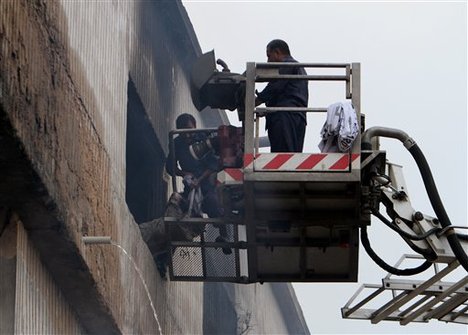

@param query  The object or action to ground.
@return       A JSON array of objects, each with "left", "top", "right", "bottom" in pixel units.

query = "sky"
[{"left": 182, "top": 1, "right": 467, "bottom": 334}]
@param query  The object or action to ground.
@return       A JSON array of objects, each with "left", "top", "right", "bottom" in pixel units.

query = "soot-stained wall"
[{"left": 0, "top": 1, "right": 309, "bottom": 334}]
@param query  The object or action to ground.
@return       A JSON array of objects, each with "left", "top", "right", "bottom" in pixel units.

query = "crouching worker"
[
  {"left": 166, "top": 114, "right": 231, "bottom": 248},
  {"left": 142, "top": 114, "right": 233, "bottom": 278}
]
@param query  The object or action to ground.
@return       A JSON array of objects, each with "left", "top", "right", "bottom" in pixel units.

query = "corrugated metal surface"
[
  {"left": 60, "top": 2, "right": 129, "bottom": 329},
  {"left": 0, "top": 212, "right": 16, "bottom": 334},
  {"left": 128, "top": 1, "right": 190, "bottom": 151},
  {"left": 60, "top": 1, "right": 308, "bottom": 333},
  {"left": 232, "top": 283, "right": 291, "bottom": 334},
  {"left": 14, "top": 220, "right": 84, "bottom": 335},
  {"left": 61, "top": 1, "right": 130, "bottom": 191},
  {"left": 114, "top": 203, "right": 204, "bottom": 334},
  {"left": 60, "top": 2, "right": 214, "bottom": 333}
]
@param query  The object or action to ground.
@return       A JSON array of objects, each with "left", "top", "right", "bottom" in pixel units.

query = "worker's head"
[
  {"left": 176, "top": 113, "right": 197, "bottom": 143},
  {"left": 176, "top": 113, "right": 196, "bottom": 129},
  {"left": 266, "top": 39, "right": 290, "bottom": 62}
]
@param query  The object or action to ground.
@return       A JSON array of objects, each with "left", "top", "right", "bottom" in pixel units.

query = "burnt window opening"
[{"left": 125, "top": 78, "right": 166, "bottom": 224}]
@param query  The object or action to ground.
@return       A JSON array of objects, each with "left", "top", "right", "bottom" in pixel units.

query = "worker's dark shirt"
[
  {"left": 165, "top": 134, "right": 218, "bottom": 193},
  {"left": 256, "top": 55, "right": 308, "bottom": 129}
]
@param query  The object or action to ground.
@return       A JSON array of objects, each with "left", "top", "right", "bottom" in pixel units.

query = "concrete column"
[{"left": 0, "top": 209, "right": 16, "bottom": 334}]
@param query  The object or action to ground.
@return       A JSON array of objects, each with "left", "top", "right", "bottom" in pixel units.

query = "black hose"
[
  {"left": 372, "top": 210, "right": 440, "bottom": 241},
  {"left": 457, "top": 233, "right": 468, "bottom": 242},
  {"left": 408, "top": 144, "right": 468, "bottom": 273},
  {"left": 362, "top": 126, "right": 468, "bottom": 273},
  {"left": 361, "top": 225, "right": 433, "bottom": 275}
]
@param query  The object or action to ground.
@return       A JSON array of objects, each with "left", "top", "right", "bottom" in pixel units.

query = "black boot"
[{"left": 215, "top": 235, "right": 232, "bottom": 255}]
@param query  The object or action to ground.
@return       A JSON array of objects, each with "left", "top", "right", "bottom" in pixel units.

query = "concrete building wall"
[
  {"left": 0, "top": 1, "right": 309, "bottom": 334},
  {"left": 0, "top": 210, "right": 17, "bottom": 334},
  {"left": 1, "top": 211, "right": 84, "bottom": 334},
  {"left": 15, "top": 218, "right": 84, "bottom": 335}
]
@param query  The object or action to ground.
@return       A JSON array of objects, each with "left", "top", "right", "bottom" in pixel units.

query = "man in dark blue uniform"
[{"left": 255, "top": 39, "right": 309, "bottom": 152}]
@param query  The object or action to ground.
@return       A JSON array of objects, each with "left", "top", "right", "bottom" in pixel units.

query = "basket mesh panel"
[
  {"left": 170, "top": 221, "right": 239, "bottom": 279},
  {"left": 172, "top": 246, "right": 204, "bottom": 277}
]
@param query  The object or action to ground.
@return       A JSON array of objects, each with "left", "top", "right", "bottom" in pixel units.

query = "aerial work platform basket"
[{"left": 166, "top": 55, "right": 367, "bottom": 283}]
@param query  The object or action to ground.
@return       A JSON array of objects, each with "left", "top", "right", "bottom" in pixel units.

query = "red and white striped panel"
[
  {"left": 253, "top": 153, "right": 360, "bottom": 171},
  {"left": 217, "top": 153, "right": 360, "bottom": 184},
  {"left": 217, "top": 168, "right": 244, "bottom": 184}
]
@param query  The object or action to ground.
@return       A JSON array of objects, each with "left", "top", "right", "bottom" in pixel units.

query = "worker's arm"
[
  {"left": 256, "top": 80, "right": 288, "bottom": 106},
  {"left": 192, "top": 151, "right": 219, "bottom": 188},
  {"left": 166, "top": 160, "right": 193, "bottom": 178},
  {"left": 256, "top": 63, "right": 296, "bottom": 105},
  {"left": 165, "top": 144, "right": 193, "bottom": 178},
  {"left": 255, "top": 95, "right": 263, "bottom": 107},
  {"left": 191, "top": 168, "right": 214, "bottom": 188},
  {"left": 256, "top": 64, "right": 305, "bottom": 106}
]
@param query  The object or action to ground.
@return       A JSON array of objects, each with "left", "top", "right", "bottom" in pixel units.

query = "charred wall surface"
[
  {"left": 0, "top": 1, "right": 121, "bottom": 332},
  {"left": 125, "top": 78, "right": 167, "bottom": 224},
  {"left": 0, "top": 1, "right": 309, "bottom": 334}
]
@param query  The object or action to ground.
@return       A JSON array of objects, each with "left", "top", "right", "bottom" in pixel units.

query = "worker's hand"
[{"left": 183, "top": 174, "right": 197, "bottom": 189}]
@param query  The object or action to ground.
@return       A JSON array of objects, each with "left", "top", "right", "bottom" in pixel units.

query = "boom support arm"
[{"left": 361, "top": 126, "right": 468, "bottom": 272}]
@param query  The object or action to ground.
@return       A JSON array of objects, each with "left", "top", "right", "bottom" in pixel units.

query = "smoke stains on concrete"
[{"left": 0, "top": 1, "right": 120, "bottom": 333}]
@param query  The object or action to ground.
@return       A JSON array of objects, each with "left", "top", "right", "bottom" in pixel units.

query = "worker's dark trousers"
[
  {"left": 267, "top": 112, "right": 306, "bottom": 152},
  {"left": 202, "top": 189, "right": 229, "bottom": 238},
  {"left": 202, "top": 189, "right": 223, "bottom": 218}
]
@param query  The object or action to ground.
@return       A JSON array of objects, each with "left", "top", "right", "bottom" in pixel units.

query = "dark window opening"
[{"left": 125, "top": 78, "right": 166, "bottom": 223}]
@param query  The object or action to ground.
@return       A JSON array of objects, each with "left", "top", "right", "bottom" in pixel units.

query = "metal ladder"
[{"left": 342, "top": 254, "right": 468, "bottom": 325}]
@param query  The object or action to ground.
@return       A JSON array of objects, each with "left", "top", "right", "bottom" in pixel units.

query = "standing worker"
[{"left": 255, "top": 39, "right": 309, "bottom": 152}]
